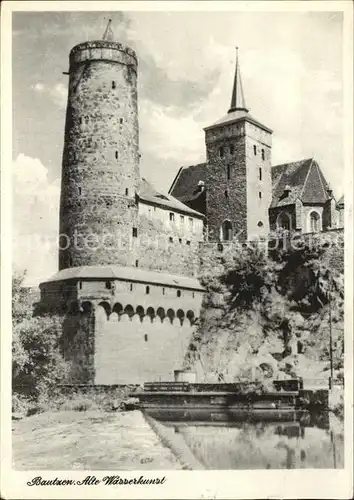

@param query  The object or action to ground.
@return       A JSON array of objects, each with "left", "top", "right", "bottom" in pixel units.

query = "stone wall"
[
  {"left": 204, "top": 118, "right": 272, "bottom": 242},
  {"left": 244, "top": 121, "right": 272, "bottom": 239},
  {"left": 205, "top": 129, "right": 247, "bottom": 241},
  {"left": 59, "top": 41, "right": 140, "bottom": 270},
  {"left": 62, "top": 305, "right": 95, "bottom": 384}
]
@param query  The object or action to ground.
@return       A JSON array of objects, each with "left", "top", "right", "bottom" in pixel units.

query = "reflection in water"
[{"left": 145, "top": 410, "right": 344, "bottom": 470}]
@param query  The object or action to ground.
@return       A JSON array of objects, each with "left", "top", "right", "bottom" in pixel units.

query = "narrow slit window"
[
  {"left": 78, "top": 187, "right": 82, "bottom": 195},
  {"left": 261, "top": 149, "right": 265, "bottom": 160},
  {"left": 227, "top": 166, "right": 231, "bottom": 180},
  {"left": 177, "top": 290, "right": 181, "bottom": 298},
  {"left": 225, "top": 190, "right": 229, "bottom": 198},
  {"left": 229, "top": 144, "right": 234, "bottom": 155},
  {"left": 219, "top": 147, "right": 224, "bottom": 158},
  {"left": 259, "top": 191, "right": 262, "bottom": 199},
  {"left": 144, "top": 334, "right": 148, "bottom": 342},
  {"left": 120, "top": 118, "right": 123, "bottom": 124},
  {"left": 125, "top": 188, "right": 129, "bottom": 196},
  {"left": 79, "top": 281, "right": 82, "bottom": 290},
  {"left": 132, "top": 227, "right": 138, "bottom": 238},
  {"left": 112, "top": 81, "right": 116, "bottom": 89},
  {"left": 130, "top": 283, "right": 133, "bottom": 291},
  {"left": 135, "top": 260, "right": 139, "bottom": 267},
  {"left": 146, "top": 286, "right": 150, "bottom": 295},
  {"left": 162, "top": 287, "right": 165, "bottom": 295},
  {"left": 115, "top": 151, "right": 118, "bottom": 159},
  {"left": 253, "top": 145, "right": 257, "bottom": 155},
  {"left": 259, "top": 168, "right": 262, "bottom": 181}
]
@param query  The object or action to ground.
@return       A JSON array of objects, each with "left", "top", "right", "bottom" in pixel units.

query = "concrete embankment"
[{"left": 12, "top": 410, "right": 182, "bottom": 470}]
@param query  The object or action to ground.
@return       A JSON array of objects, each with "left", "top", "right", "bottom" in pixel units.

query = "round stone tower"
[{"left": 59, "top": 22, "right": 139, "bottom": 270}]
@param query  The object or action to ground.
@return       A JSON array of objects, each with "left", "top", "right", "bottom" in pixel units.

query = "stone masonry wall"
[
  {"left": 205, "top": 128, "right": 247, "bottom": 241},
  {"left": 59, "top": 41, "right": 140, "bottom": 270},
  {"left": 244, "top": 121, "right": 272, "bottom": 239}
]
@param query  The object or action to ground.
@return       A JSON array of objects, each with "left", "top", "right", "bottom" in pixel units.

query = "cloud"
[
  {"left": 139, "top": 100, "right": 205, "bottom": 164},
  {"left": 32, "top": 82, "right": 45, "bottom": 92},
  {"left": 49, "top": 83, "right": 68, "bottom": 108},
  {"left": 13, "top": 154, "right": 60, "bottom": 286}
]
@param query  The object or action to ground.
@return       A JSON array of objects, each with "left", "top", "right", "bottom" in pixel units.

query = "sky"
[{"left": 12, "top": 10, "right": 344, "bottom": 285}]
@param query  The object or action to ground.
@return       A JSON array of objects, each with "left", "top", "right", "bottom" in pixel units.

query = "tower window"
[
  {"left": 162, "top": 287, "right": 165, "bottom": 295},
  {"left": 112, "top": 81, "right": 116, "bottom": 89},
  {"left": 177, "top": 290, "right": 181, "bottom": 298},
  {"left": 146, "top": 286, "right": 150, "bottom": 295},
  {"left": 219, "top": 147, "right": 224, "bottom": 158},
  {"left": 132, "top": 227, "right": 138, "bottom": 238},
  {"left": 259, "top": 168, "right": 262, "bottom": 181},
  {"left": 79, "top": 281, "right": 82, "bottom": 290},
  {"left": 115, "top": 151, "right": 118, "bottom": 159},
  {"left": 227, "top": 166, "right": 231, "bottom": 180},
  {"left": 125, "top": 188, "right": 129, "bottom": 196},
  {"left": 130, "top": 283, "right": 133, "bottom": 291},
  {"left": 144, "top": 334, "right": 148, "bottom": 342},
  {"left": 186, "top": 240, "right": 191, "bottom": 246},
  {"left": 105, "top": 281, "right": 112, "bottom": 290},
  {"left": 261, "top": 149, "right": 265, "bottom": 160},
  {"left": 135, "top": 260, "right": 139, "bottom": 267},
  {"left": 253, "top": 145, "right": 257, "bottom": 155},
  {"left": 192, "top": 292, "right": 195, "bottom": 298},
  {"left": 257, "top": 221, "right": 264, "bottom": 227},
  {"left": 169, "top": 212, "right": 175, "bottom": 222},
  {"left": 259, "top": 192, "right": 262, "bottom": 199},
  {"left": 229, "top": 144, "right": 234, "bottom": 155},
  {"left": 78, "top": 187, "right": 82, "bottom": 195},
  {"left": 120, "top": 118, "right": 123, "bottom": 124},
  {"left": 225, "top": 190, "right": 229, "bottom": 198}
]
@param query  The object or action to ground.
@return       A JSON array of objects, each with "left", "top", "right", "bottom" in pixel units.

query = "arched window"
[
  {"left": 221, "top": 220, "right": 233, "bottom": 241},
  {"left": 277, "top": 212, "right": 292, "bottom": 231},
  {"left": 309, "top": 211, "right": 321, "bottom": 233}
]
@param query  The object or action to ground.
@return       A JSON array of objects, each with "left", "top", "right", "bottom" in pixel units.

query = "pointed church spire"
[
  {"left": 102, "top": 18, "right": 114, "bottom": 41},
  {"left": 228, "top": 47, "right": 248, "bottom": 114}
]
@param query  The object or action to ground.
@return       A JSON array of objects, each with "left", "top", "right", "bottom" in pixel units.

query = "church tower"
[
  {"left": 59, "top": 20, "right": 140, "bottom": 270},
  {"left": 204, "top": 48, "right": 272, "bottom": 242}
]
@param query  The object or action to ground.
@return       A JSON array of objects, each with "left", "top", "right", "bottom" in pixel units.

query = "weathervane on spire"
[{"left": 102, "top": 18, "right": 114, "bottom": 41}]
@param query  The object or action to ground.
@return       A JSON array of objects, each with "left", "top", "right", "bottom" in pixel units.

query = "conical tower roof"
[{"left": 228, "top": 47, "right": 248, "bottom": 113}]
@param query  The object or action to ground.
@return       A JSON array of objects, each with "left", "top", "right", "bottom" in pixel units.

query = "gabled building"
[{"left": 170, "top": 50, "right": 343, "bottom": 239}]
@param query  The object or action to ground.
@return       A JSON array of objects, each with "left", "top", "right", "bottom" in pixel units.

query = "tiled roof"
[
  {"left": 169, "top": 163, "right": 207, "bottom": 214},
  {"left": 41, "top": 265, "right": 204, "bottom": 291},
  {"left": 204, "top": 110, "right": 272, "bottom": 133},
  {"left": 138, "top": 177, "right": 204, "bottom": 218},
  {"left": 270, "top": 158, "right": 331, "bottom": 208},
  {"left": 169, "top": 163, "right": 206, "bottom": 198}
]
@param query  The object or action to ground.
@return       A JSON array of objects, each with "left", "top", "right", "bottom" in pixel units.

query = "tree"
[{"left": 12, "top": 270, "right": 69, "bottom": 408}]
